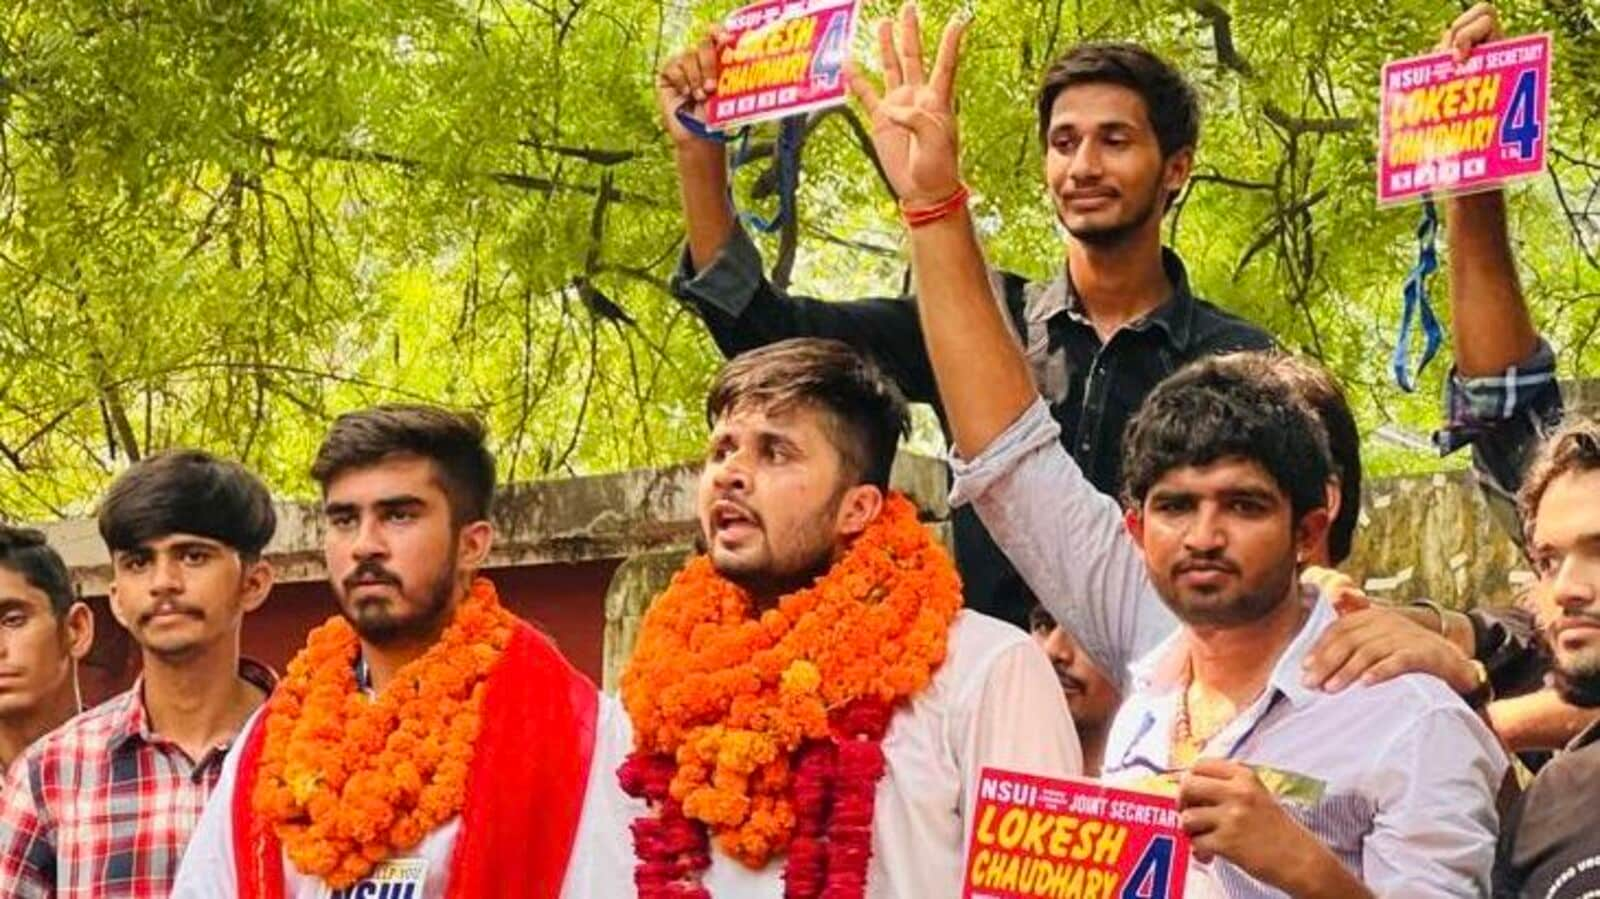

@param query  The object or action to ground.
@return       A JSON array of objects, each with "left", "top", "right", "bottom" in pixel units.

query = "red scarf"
[{"left": 230, "top": 622, "right": 598, "bottom": 899}]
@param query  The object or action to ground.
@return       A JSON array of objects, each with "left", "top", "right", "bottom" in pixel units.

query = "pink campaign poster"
[
  {"left": 963, "top": 768, "right": 1190, "bottom": 899},
  {"left": 1378, "top": 33, "right": 1551, "bottom": 205},
  {"left": 706, "top": 0, "right": 859, "bottom": 131}
]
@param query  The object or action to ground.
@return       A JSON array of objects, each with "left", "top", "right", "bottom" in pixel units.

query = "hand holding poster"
[
  {"left": 964, "top": 769, "right": 1189, "bottom": 899},
  {"left": 1378, "top": 33, "right": 1551, "bottom": 205},
  {"left": 706, "top": 0, "right": 859, "bottom": 130}
]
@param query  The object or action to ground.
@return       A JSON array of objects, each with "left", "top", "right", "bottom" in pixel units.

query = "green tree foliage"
[{"left": 0, "top": 0, "right": 1595, "bottom": 517}]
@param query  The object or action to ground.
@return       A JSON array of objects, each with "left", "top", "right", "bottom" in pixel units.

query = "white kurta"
[
  {"left": 173, "top": 610, "right": 1080, "bottom": 898},
  {"left": 169, "top": 698, "right": 640, "bottom": 898},
  {"left": 693, "top": 610, "right": 1082, "bottom": 898}
]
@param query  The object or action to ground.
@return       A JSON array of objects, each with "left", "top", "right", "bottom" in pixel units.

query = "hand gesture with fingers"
[
  {"left": 846, "top": 4, "right": 969, "bottom": 206},
  {"left": 1438, "top": 3, "right": 1505, "bottom": 62}
]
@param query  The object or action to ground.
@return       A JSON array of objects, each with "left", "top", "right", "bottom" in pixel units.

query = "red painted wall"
[{"left": 78, "top": 560, "right": 618, "bottom": 706}]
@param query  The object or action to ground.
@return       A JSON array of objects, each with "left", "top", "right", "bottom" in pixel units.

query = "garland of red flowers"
[
  {"left": 618, "top": 493, "right": 962, "bottom": 897},
  {"left": 250, "top": 578, "right": 519, "bottom": 888}
]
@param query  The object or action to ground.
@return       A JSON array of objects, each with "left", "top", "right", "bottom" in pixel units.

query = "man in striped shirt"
[{"left": 0, "top": 450, "right": 278, "bottom": 898}]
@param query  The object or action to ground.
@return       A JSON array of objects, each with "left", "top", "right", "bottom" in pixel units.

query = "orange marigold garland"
[
  {"left": 619, "top": 492, "right": 962, "bottom": 896},
  {"left": 251, "top": 577, "right": 519, "bottom": 888}
]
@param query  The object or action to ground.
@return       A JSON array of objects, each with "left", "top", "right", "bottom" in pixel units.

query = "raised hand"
[
  {"left": 1437, "top": 3, "right": 1504, "bottom": 63},
  {"left": 657, "top": 27, "right": 730, "bottom": 146},
  {"left": 846, "top": 4, "right": 969, "bottom": 206}
]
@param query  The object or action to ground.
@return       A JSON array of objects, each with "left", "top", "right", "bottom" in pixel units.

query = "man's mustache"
[
  {"left": 1553, "top": 611, "right": 1600, "bottom": 638},
  {"left": 138, "top": 599, "right": 204, "bottom": 625},
  {"left": 1051, "top": 661, "right": 1086, "bottom": 695},
  {"left": 343, "top": 560, "right": 403, "bottom": 594},
  {"left": 1172, "top": 555, "right": 1241, "bottom": 577}
]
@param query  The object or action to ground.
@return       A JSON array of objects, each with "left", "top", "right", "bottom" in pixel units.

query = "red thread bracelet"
[{"left": 901, "top": 183, "right": 970, "bottom": 228}]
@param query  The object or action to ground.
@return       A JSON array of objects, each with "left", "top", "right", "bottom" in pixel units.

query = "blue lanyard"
[
  {"left": 1215, "top": 691, "right": 1286, "bottom": 760},
  {"left": 1392, "top": 197, "right": 1444, "bottom": 392},
  {"left": 675, "top": 105, "right": 802, "bottom": 235}
]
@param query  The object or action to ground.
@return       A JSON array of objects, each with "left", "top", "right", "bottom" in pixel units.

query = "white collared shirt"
[
  {"left": 1102, "top": 594, "right": 1507, "bottom": 898},
  {"left": 952, "top": 396, "right": 1508, "bottom": 896}
]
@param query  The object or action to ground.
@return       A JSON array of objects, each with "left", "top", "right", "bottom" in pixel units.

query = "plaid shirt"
[
  {"left": 1433, "top": 339, "right": 1564, "bottom": 545},
  {"left": 0, "top": 660, "right": 275, "bottom": 898}
]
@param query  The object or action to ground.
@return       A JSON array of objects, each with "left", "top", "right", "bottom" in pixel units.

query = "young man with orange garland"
[
  {"left": 617, "top": 337, "right": 1081, "bottom": 897},
  {"left": 171, "top": 406, "right": 637, "bottom": 898}
]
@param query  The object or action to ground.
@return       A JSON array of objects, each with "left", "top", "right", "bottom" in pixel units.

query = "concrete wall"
[
  {"left": 1340, "top": 376, "right": 1596, "bottom": 611},
  {"left": 40, "top": 452, "right": 953, "bottom": 704},
  {"left": 1343, "top": 470, "right": 1529, "bottom": 611},
  {"left": 36, "top": 417, "right": 1586, "bottom": 704}
]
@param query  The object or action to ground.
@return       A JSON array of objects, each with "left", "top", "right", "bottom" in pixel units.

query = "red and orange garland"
[
  {"left": 619, "top": 492, "right": 962, "bottom": 897},
  {"left": 250, "top": 578, "right": 519, "bottom": 888}
]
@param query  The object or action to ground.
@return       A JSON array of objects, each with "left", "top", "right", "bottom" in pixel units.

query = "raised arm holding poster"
[{"left": 1378, "top": 32, "right": 1551, "bottom": 205}]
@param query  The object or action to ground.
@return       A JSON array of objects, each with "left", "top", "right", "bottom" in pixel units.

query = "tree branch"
[
  {"left": 1188, "top": 1, "right": 1254, "bottom": 76},
  {"left": 1234, "top": 187, "right": 1329, "bottom": 277},
  {"left": 801, "top": 224, "right": 899, "bottom": 258},
  {"left": 574, "top": 170, "right": 636, "bottom": 326},
  {"left": 1186, "top": 6, "right": 1361, "bottom": 136},
  {"left": 1262, "top": 103, "right": 1360, "bottom": 135},
  {"left": 1549, "top": 166, "right": 1600, "bottom": 270},
  {"left": 516, "top": 139, "right": 641, "bottom": 166},
  {"left": 248, "top": 135, "right": 665, "bottom": 206},
  {"left": 1190, "top": 170, "right": 1276, "bottom": 192}
]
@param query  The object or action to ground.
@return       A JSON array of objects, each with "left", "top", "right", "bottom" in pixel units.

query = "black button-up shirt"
[{"left": 674, "top": 225, "right": 1274, "bottom": 628}]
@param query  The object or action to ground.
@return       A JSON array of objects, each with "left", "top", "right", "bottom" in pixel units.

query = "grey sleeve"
[{"left": 948, "top": 399, "right": 1178, "bottom": 691}]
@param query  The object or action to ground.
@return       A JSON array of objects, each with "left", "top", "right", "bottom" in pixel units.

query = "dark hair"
[
  {"left": 706, "top": 338, "right": 910, "bottom": 490},
  {"left": 1263, "top": 354, "right": 1361, "bottom": 564},
  {"left": 1519, "top": 416, "right": 1600, "bottom": 543},
  {"left": 0, "top": 527, "right": 75, "bottom": 617},
  {"left": 311, "top": 405, "right": 497, "bottom": 524},
  {"left": 1036, "top": 42, "right": 1201, "bottom": 158},
  {"left": 1122, "top": 353, "right": 1333, "bottom": 523},
  {"left": 1025, "top": 593, "right": 1056, "bottom": 634},
  {"left": 98, "top": 450, "right": 277, "bottom": 561}
]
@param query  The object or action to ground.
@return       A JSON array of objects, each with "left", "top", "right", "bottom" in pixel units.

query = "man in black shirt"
[
  {"left": 1494, "top": 417, "right": 1600, "bottom": 898},
  {"left": 657, "top": 23, "right": 1271, "bottom": 627}
]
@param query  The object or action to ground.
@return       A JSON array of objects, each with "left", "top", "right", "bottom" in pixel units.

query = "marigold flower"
[
  {"left": 618, "top": 493, "right": 961, "bottom": 885},
  {"left": 252, "top": 577, "right": 515, "bottom": 888}
]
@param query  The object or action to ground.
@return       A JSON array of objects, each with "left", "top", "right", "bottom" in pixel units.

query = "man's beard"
[
  {"left": 1553, "top": 656, "right": 1600, "bottom": 708},
  {"left": 717, "top": 528, "right": 834, "bottom": 606},
  {"left": 710, "top": 499, "right": 839, "bottom": 606},
  {"left": 1059, "top": 179, "right": 1164, "bottom": 248},
  {"left": 339, "top": 553, "right": 458, "bottom": 646},
  {"left": 1162, "top": 553, "right": 1297, "bottom": 629}
]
